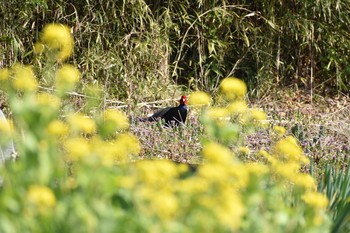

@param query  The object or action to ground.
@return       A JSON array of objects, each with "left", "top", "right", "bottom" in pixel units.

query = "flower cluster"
[{"left": 36, "top": 23, "right": 74, "bottom": 62}]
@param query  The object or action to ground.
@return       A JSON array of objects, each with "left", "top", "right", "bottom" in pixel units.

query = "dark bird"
[{"left": 139, "top": 96, "right": 188, "bottom": 127}]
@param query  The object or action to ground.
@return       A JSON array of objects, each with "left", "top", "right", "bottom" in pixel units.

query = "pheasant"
[{"left": 139, "top": 96, "right": 188, "bottom": 127}]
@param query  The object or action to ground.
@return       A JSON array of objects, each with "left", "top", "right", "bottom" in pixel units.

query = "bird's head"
[{"left": 179, "top": 95, "right": 188, "bottom": 105}]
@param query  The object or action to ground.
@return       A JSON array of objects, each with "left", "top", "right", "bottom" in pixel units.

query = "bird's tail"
[{"left": 131, "top": 116, "right": 159, "bottom": 123}]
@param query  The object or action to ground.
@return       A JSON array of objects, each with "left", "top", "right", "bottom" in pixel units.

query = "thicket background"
[{"left": 1, "top": 0, "right": 349, "bottom": 108}]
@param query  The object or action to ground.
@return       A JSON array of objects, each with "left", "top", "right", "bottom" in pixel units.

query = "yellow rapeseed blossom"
[
  {"left": 273, "top": 161, "right": 301, "bottom": 179},
  {"left": 41, "top": 23, "right": 73, "bottom": 61},
  {"left": 36, "top": 93, "right": 61, "bottom": 110},
  {"left": 273, "top": 125, "right": 286, "bottom": 136},
  {"left": 27, "top": 185, "right": 56, "bottom": 212},
  {"left": 189, "top": 91, "right": 211, "bottom": 106},
  {"left": 68, "top": 113, "right": 96, "bottom": 134},
  {"left": 302, "top": 191, "right": 329, "bottom": 209},
  {"left": 199, "top": 163, "right": 231, "bottom": 181},
  {"left": 228, "top": 100, "right": 248, "bottom": 114},
  {"left": 258, "top": 149, "right": 270, "bottom": 158},
  {"left": 0, "top": 68, "right": 9, "bottom": 81},
  {"left": 47, "top": 120, "right": 69, "bottom": 137},
  {"left": 177, "top": 177, "right": 209, "bottom": 193},
  {"left": 274, "top": 136, "right": 309, "bottom": 164},
  {"left": 238, "top": 146, "right": 250, "bottom": 155},
  {"left": 103, "top": 109, "right": 129, "bottom": 130},
  {"left": 214, "top": 191, "right": 245, "bottom": 230},
  {"left": 136, "top": 160, "right": 178, "bottom": 185},
  {"left": 202, "top": 142, "right": 232, "bottom": 163},
  {"left": 89, "top": 137, "right": 113, "bottom": 166},
  {"left": 116, "top": 133, "right": 141, "bottom": 156},
  {"left": 220, "top": 77, "right": 247, "bottom": 99},
  {"left": 245, "top": 162, "right": 269, "bottom": 176},
  {"left": 293, "top": 173, "right": 316, "bottom": 190},
  {"left": 33, "top": 42, "right": 45, "bottom": 54},
  {"left": 149, "top": 192, "right": 178, "bottom": 220},
  {"left": 12, "top": 65, "right": 38, "bottom": 92},
  {"left": 64, "top": 137, "right": 91, "bottom": 161},
  {"left": 55, "top": 64, "right": 81, "bottom": 91},
  {"left": 228, "top": 163, "right": 250, "bottom": 188},
  {"left": 250, "top": 108, "right": 267, "bottom": 121},
  {"left": 206, "top": 107, "right": 230, "bottom": 120}
]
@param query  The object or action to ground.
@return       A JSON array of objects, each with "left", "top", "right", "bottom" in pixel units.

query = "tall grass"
[{"left": 1, "top": 0, "right": 349, "bottom": 106}]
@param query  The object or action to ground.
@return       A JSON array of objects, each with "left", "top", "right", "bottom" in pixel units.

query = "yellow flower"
[
  {"left": 12, "top": 64, "right": 38, "bottom": 92},
  {"left": 245, "top": 163, "right": 268, "bottom": 176},
  {"left": 67, "top": 113, "right": 96, "bottom": 134},
  {"left": 36, "top": 93, "right": 61, "bottom": 110},
  {"left": 293, "top": 173, "right": 316, "bottom": 190},
  {"left": 273, "top": 161, "right": 301, "bottom": 179},
  {"left": 228, "top": 100, "right": 248, "bottom": 114},
  {"left": 0, "top": 68, "right": 10, "bottom": 81},
  {"left": 41, "top": 23, "right": 73, "bottom": 61},
  {"left": 214, "top": 191, "right": 245, "bottom": 230},
  {"left": 258, "top": 149, "right": 278, "bottom": 164},
  {"left": 177, "top": 177, "right": 209, "bottom": 193},
  {"left": 103, "top": 109, "right": 129, "bottom": 131},
  {"left": 258, "top": 149, "right": 269, "bottom": 158},
  {"left": 274, "top": 136, "right": 308, "bottom": 164},
  {"left": 64, "top": 137, "right": 91, "bottom": 161},
  {"left": 198, "top": 163, "right": 230, "bottom": 181},
  {"left": 273, "top": 125, "right": 286, "bottom": 136},
  {"left": 189, "top": 91, "right": 211, "bottom": 106},
  {"left": 202, "top": 142, "right": 232, "bottom": 163},
  {"left": 250, "top": 108, "right": 267, "bottom": 121},
  {"left": 90, "top": 137, "right": 118, "bottom": 166},
  {"left": 136, "top": 160, "right": 179, "bottom": 184},
  {"left": 55, "top": 64, "right": 81, "bottom": 92},
  {"left": 302, "top": 191, "right": 329, "bottom": 209},
  {"left": 149, "top": 192, "right": 178, "bottom": 220},
  {"left": 220, "top": 77, "right": 247, "bottom": 99},
  {"left": 33, "top": 42, "right": 45, "bottom": 54},
  {"left": 116, "top": 133, "right": 141, "bottom": 156},
  {"left": 238, "top": 146, "right": 250, "bottom": 155},
  {"left": 47, "top": 120, "right": 69, "bottom": 137},
  {"left": 206, "top": 107, "right": 230, "bottom": 120},
  {"left": 27, "top": 185, "right": 56, "bottom": 212}
]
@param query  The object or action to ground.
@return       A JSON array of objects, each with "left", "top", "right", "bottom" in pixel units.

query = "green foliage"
[{"left": 317, "top": 164, "right": 350, "bottom": 233}]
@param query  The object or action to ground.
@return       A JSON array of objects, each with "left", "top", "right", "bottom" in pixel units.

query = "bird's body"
[{"left": 139, "top": 96, "right": 188, "bottom": 127}]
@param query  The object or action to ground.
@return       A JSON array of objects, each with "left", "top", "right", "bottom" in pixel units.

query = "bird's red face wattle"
[{"left": 180, "top": 95, "right": 188, "bottom": 105}]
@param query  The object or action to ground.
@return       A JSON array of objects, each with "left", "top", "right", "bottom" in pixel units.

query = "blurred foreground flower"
[
  {"left": 302, "top": 191, "right": 329, "bottom": 209},
  {"left": 55, "top": 64, "right": 81, "bottom": 93},
  {"left": 12, "top": 65, "right": 38, "bottom": 92},
  {"left": 273, "top": 125, "right": 286, "bottom": 136},
  {"left": 103, "top": 109, "right": 129, "bottom": 131},
  {"left": 0, "top": 68, "right": 9, "bottom": 81},
  {"left": 220, "top": 77, "right": 247, "bottom": 99},
  {"left": 27, "top": 185, "right": 56, "bottom": 213},
  {"left": 189, "top": 91, "right": 211, "bottom": 106},
  {"left": 67, "top": 113, "right": 96, "bottom": 134},
  {"left": 274, "top": 136, "right": 308, "bottom": 164},
  {"left": 40, "top": 23, "right": 73, "bottom": 62}
]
